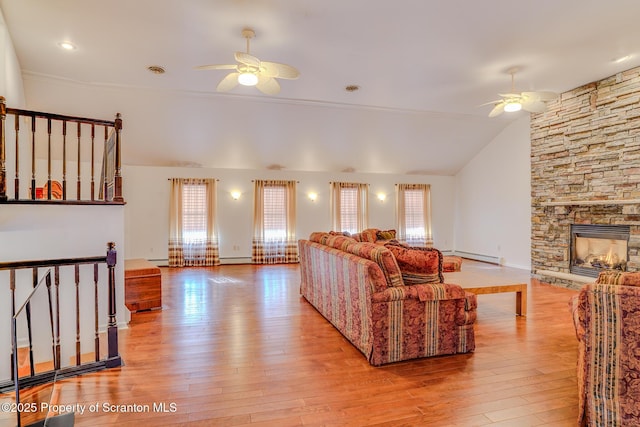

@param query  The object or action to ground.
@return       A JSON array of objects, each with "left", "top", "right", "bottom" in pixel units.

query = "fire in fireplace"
[{"left": 570, "top": 224, "right": 630, "bottom": 278}]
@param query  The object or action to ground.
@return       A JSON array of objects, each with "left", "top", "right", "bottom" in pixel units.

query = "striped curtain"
[
  {"left": 329, "top": 182, "right": 369, "bottom": 233},
  {"left": 168, "top": 178, "right": 220, "bottom": 267},
  {"left": 252, "top": 179, "right": 298, "bottom": 264},
  {"left": 396, "top": 183, "right": 433, "bottom": 247}
]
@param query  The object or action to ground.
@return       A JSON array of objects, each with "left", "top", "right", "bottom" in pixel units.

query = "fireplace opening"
[{"left": 570, "top": 224, "right": 630, "bottom": 278}]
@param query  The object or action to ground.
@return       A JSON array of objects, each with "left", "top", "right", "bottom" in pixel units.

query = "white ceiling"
[{"left": 2, "top": 0, "right": 640, "bottom": 175}]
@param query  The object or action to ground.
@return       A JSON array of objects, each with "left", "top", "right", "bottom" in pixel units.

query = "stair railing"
[
  {"left": 0, "top": 243, "right": 121, "bottom": 397},
  {"left": 0, "top": 96, "right": 124, "bottom": 204}
]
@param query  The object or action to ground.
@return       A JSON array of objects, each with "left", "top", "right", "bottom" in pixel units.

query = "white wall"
[
  {"left": 0, "top": 7, "right": 24, "bottom": 106},
  {"left": 454, "top": 116, "right": 531, "bottom": 270},
  {"left": 123, "top": 165, "right": 456, "bottom": 262},
  {"left": 0, "top": 12, "right": 127, "bottom": 382}
]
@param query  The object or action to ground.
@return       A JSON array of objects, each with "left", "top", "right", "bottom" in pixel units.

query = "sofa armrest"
[
  {"left": 596, "top": 270, "right": 640, "bottom": 286},
  {"left": 372, "top": 282, "right": 466, "bottom": 303}
]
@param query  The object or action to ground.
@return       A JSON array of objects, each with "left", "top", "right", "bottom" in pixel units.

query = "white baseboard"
[{"left": 452, "top": 251, "right": 501, "bottom": 265}]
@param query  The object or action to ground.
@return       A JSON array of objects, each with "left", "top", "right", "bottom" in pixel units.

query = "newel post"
[
  {"left": 105, "top": 242, "right": 121, "bottom": 366},
  {"left": 0, "top": 96, "right": 7, "bottom": 202},
  {"left": 112, "top": 113, "right": 124, "bottom": 203}
]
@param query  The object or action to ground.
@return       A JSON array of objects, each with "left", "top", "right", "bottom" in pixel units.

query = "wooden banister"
[
  {"left": 1, "top": 242, "right": 122, "bottom": 396},
  {"left": 0, "top": 96, "right": 124, "bottom": 204},
  {"left": 0, "top": 97, "right": 6, "bottom": 202}
]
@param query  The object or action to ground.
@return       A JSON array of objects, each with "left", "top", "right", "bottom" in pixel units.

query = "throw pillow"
[
  {"left": 384, "top": 243, "right": 444, "bottom": 284},
  {"left": 376, "top": 229, "right": 396, "bottom": 241},
  {"left": 360, "top": 228, "right": 380, "bottom": 243}
]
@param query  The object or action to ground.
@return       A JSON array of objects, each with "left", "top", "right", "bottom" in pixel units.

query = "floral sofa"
[
  {"left": 571, "top": 270, "right": 640, "bottom": 426},
  {"left": 298, "top": 231, "right": 477, "bottom": 366}
]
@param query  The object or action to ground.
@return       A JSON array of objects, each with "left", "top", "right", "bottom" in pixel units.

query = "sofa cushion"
[
  {"left": 344, "top": 242, "right": 404, "bottom": 287},
  {"left": 384, "top": 243, "right": 444, "bottom": 284},
  {"left": 324, "top": 234, "right": 357, "bottom": 251},
  {"left": 309, "top": 231, "right": 329, "bottom": 244}
]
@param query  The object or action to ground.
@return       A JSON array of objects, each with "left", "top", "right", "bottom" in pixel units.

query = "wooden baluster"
[
  {"left": 27, "top": 268, "right": 37, "bottom": 376},
  {"left": 10, "top": 297, "right": 19, "bottom": 427},
  {"left": 9, "top": 270, "right": 15, "bottom": 380},
  {"left": 30, "top": 115, "right": 36, "bottom": 200},
  {"left": 103, "top": 126, "right": 108, "bottom": 201},
  {"left": 113, "top": 114, "right": 124, "bottom": 202},
  {"left": 45, "top": 271, "right": 56, "bottom": 370},
  {"left": 75, "top": 264, "right": 81, "bottom": 365},
  {"left": 90, "top": 123, "right": 95, "bottom": 201},
  {"left": 14, "top": 112, "right": 19, "bottom": 200},
  {"left": 94, "top": 263, "right": 100, "bottom": 361},
  {"left": 106, "top": 242, "right": 120, "bottom": 363},
  {"left": 47, "top": 118, "right": 52, "bottom": 200},
  {"left": 62, "top": 121, "right": 67, "bottom": 200},
  {"left": 0, "top": 97, "right": 6, "bottom": 202},
  {"left": 76, "top": 122, "right": 81, "bottom": 200},
  {"left": 54, "top": 266, "right": 61, "bottom": 370}
]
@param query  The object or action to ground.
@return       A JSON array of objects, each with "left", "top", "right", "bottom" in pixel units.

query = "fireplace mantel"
[{"left": 540, "top": 199, "right": 640, "bottom": 207}]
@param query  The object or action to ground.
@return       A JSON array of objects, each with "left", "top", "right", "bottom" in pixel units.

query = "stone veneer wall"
[{"left": 531, "top": 66, "right": 640, "bottom": 289}]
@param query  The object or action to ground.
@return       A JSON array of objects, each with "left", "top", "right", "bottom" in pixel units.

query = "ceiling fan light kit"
[
  {"left": 195, "top": 27, "right": 300, "bottom": 95},
  {"left": 238, "top": 72, "right": 258, "bottom": 86},
  {"left": 503, "top": 101, "right": 522, "bottom": 112}
]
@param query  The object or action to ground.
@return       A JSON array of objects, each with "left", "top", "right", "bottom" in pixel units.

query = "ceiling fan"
[
  {"left": 484, "top": 68, "right": 558, "bottom": 117},
  {"left": 195, "top": 28, "right": 300, "bottom": 95}
]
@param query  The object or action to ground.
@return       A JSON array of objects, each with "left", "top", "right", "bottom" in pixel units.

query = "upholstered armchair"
[{"left": 572, "top": 271, "right": 640, "bottom": 426}]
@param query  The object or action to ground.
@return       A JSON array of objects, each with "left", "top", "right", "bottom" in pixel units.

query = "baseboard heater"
[
  {"left": 146, "top": 257, "right": 252, "bottom": 266},
  {"left": 219, "top": 257, "right": 252, "bottom": 265},
  {"left": 452, "top": 251, "right": 501, "bottom": 265}
]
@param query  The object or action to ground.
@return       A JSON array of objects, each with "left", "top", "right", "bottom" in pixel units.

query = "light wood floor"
[{"left": 14, "top": 261, "right": 582, "bottom": 426}]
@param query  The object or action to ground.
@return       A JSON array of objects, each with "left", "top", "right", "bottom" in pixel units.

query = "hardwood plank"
[{"left": 3, "top": 260, "right": 580, "bottom": 426}]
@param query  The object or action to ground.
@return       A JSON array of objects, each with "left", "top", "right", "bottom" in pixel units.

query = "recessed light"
[
  {"left": 612, "top": 55, "right": 632, "bottom": 64},
  {"left": 147, "top": 65, "right": 166, "bottom": 75},
  {"left": 58, "top": 41, "right": 76, "bottom": 51}
]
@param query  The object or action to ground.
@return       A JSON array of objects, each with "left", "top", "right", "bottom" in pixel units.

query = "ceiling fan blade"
[
  {"left": 522, "top": 99, "right": 548, "bottom": 113},
  {"left": 255, "top": 75, "right": 280, "bottom": 95},
  {"left": 235, "top": 52, "right": 260, "bottom": 67},
  {"left": 479, "top": 99, "right": 504, "bottom": 107},
  {"left": 522, "top": 91, "right": 558, "bottom": 101},
  {"left": 216, "top": 72, "right": 240, "bottom": 92},
  {"left": 194, "top": 64, "right": 237, "bottom": 71},
  {"left": 488, "top": 102, "right": 505, "bottom": 117},
  {"left": 260, "top": 61, "right": 300, "bottom": 79}
]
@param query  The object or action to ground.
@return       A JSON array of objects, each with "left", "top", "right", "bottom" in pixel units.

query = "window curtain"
[
  {"left": 168, "top": 178, "right": 220, "bottom": 267},
  {"left": 329, "top": 182, "right": 369, "bottom": 233},
  {"left": 252, "top": 179, "right": 298, "bottom": 264},
  {"left": 396, "top": 183, "right": 433, "bottom": 247}
]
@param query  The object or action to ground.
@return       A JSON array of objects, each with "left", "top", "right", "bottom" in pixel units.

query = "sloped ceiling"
[{"left": 2, "top": 0, "right": 640, "bottom": 175}]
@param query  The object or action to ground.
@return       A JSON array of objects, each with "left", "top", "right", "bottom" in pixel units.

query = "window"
[
  {"left": 396, "top": 184, "right": 432, "bottom": 247},
  {"left": 168, "top": 178, "right": 219, "bottom": 267},
  {"left": 263, "top": 185, "right": 287, "bottom": 241},
  {"left": 252, "top": 180, "right": 298, "bottom": 264},
  {"left": 182, "top": 183, "right": 207, "bottom": 244},
  {"left": 330, "top": 182, "right": 368, "bottom": 234}
]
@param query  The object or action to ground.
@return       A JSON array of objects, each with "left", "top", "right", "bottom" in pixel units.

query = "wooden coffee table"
[{"left": 444, "top": 270, "right": 528, "bottom": 316}]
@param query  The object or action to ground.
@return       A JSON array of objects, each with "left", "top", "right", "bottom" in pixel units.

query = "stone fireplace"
[{"left": 530, "top": 67, "right": 640, "bottom": 289}]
